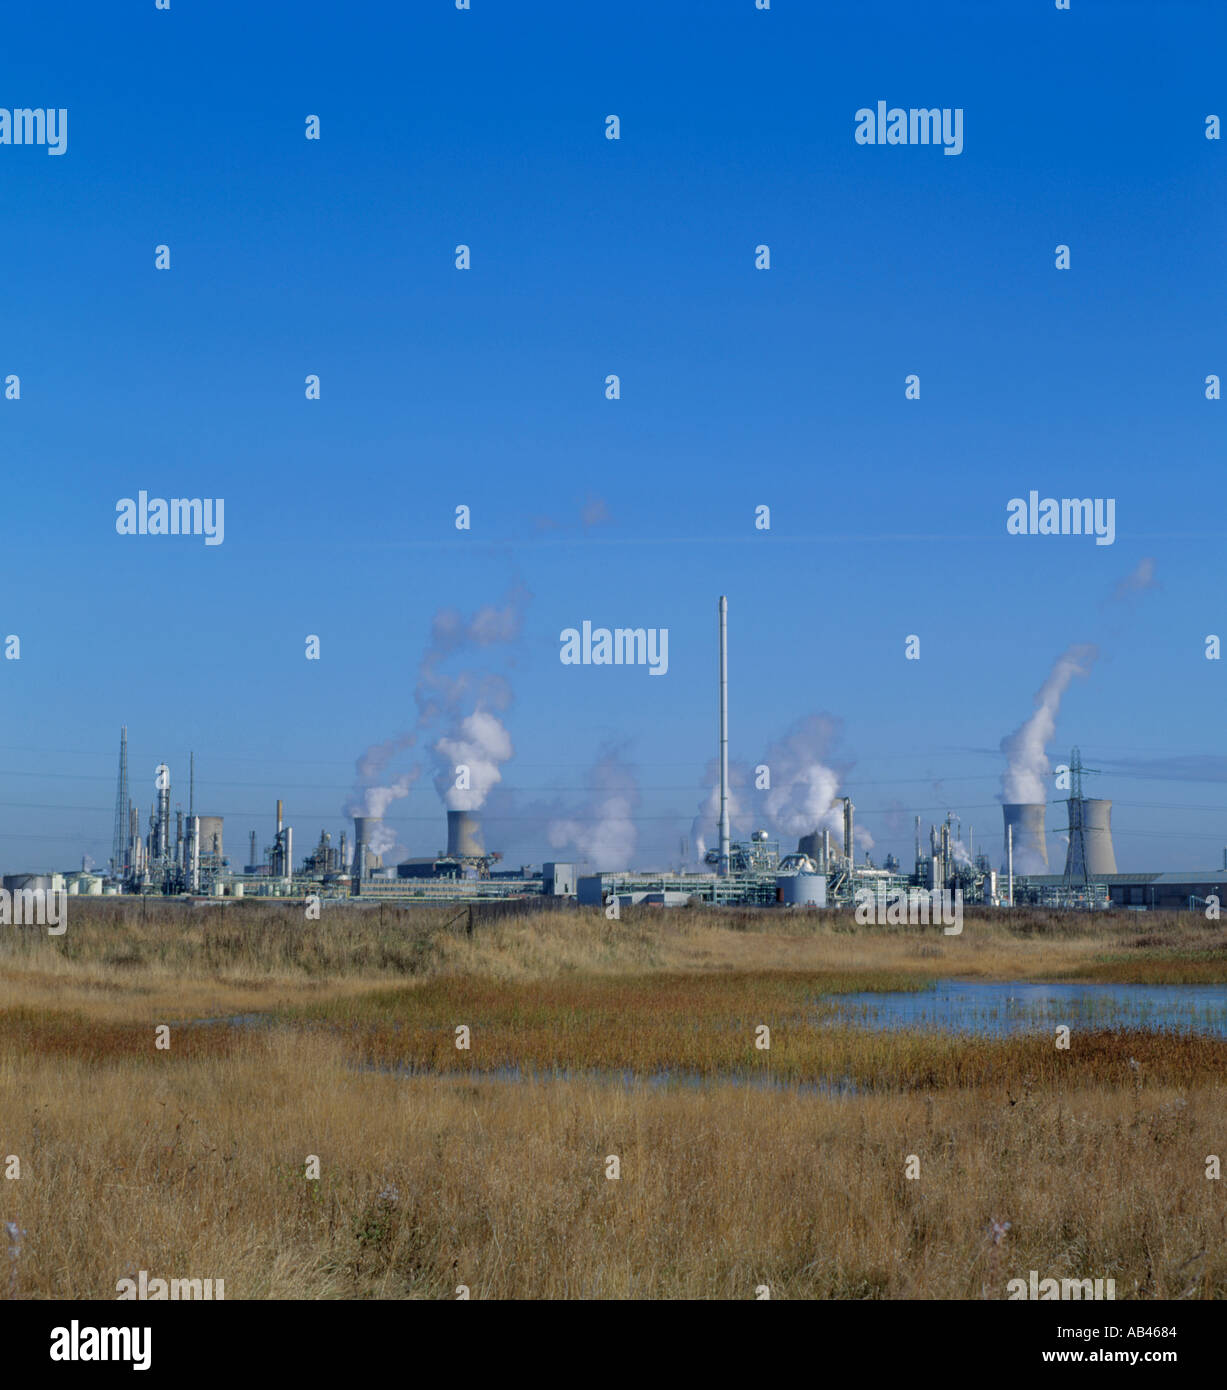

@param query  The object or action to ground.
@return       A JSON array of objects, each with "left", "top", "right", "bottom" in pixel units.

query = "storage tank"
[
  {"left": 3, "top": 874, "right": 53, "bottom": 895},
  {"left": 1002, "top": 803, "right": 1048, "bottom": 873},
  {"left": 1064, "top": 798, "right": 1117, "bottom": 878},
  {"left": 776, "top": 872, "right": 827, "bottom": 907}
]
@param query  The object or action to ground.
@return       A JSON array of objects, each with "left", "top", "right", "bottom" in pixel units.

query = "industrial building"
[{"left": 8, "top": 610, "right": 1222, "bottom": 914}]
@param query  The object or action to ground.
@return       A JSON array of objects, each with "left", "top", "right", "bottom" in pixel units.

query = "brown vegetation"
[{"left": 0, "top": 902, "right": 1223, "bottom": 1298}]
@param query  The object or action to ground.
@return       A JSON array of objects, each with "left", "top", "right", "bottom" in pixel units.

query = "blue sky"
[{"left": 2, "top": 0, "right": 1225, "bottom": 876}]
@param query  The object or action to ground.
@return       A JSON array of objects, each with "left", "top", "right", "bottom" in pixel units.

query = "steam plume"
[
  {"left": 1000, "top": 643, "right": 1098, "bottom": 804},
  {"left": 548, "top": 751, "right": 640, "bottom": 870}
]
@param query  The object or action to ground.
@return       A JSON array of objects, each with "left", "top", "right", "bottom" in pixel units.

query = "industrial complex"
[{"left": 5, "top": 600, "right": 1223, "bottom": 915}]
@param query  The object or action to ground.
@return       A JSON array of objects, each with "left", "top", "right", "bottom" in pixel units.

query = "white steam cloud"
[
  {"left": 1000, "top": 643, "right": 1098, "bottom": 804},
  {"left": 690, "top": 759, "right": 748, "bottom": 861},
  {"left": 762, "top": 715, "right": 873, "bottom": 850},
  {"left": 689, "top": 714, "right": 872, "bottom": 862},
  {"left": 344, "top": 582, "right": 530, "bottom": 858},
  {"left": 434, "top": 710, "right": 514, "bottom": 812},
  {"left": 548, "top": 751, "right": 640, "bottom": 870},
  {"left": 1110, "top": 556, "right": 1157, "bottom": 604}
]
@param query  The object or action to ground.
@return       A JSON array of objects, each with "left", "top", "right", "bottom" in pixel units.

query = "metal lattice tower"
[
  {"left": 111, "top": 726, "right": 129, "bottom": 877},
  {"left": 1064, "top": 746, "right": 1103, "bottom": 888}
]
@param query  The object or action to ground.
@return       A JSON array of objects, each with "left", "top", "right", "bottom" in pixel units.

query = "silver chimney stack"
[
  {"left": 718, "top": 595, "right": 730, "bottom": 877},
  {"left": 187, "top": 815, "right": 200, "bottom": 894},
  {"left": 1007, "top": 823, "right": 1014, "bottom": 906}
]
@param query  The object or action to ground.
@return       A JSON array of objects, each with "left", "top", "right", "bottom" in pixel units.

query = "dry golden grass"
[
  {"left": 1, "top": 901, "right": 1224, "bottom": 1298},
  {"left": 1, "top": 1030, "right": 1223, "bottom": 1299}
]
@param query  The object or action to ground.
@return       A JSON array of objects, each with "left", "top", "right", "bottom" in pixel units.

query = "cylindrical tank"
[
  {"left": 447, "top": 810, "right": 484, "bottom": 858},
  {"left": 3, "top": 873, "right": 54, "bottom": 894},
  {"left": 232, "top": 882, "right": 245, "bottom": 898},
  {"left": 1064, "top": 798, "right": 1117, "bottom": 878},
  {"left": 776, "top": 872, "right": 827, "bottom": 906},
  {"left": 1002, "top": 803, "right": 1048, "bottom": 873}
]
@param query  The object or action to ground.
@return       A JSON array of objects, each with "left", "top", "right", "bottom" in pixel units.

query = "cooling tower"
[
  {"left": 351, "top": 816, "right": 380, "bottom": 884},
  {"left": 447, "top": 809, "right": 484, "bottom": 858},
  {"left": 1002, "top": 803, "right": 1048, "bottom": 873},
  {"left": 1064, "top": 798, "right": 1117, "bottom": 879},
  {"left": 196, "top": 815, "right": 224, "bottom": 861}
]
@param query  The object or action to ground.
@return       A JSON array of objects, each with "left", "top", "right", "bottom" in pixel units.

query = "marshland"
[{"left": 1, "top": 901, "right": 1224, "bottom": 1299}]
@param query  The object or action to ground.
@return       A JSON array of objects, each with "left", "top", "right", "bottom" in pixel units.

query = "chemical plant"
[{"left": 5, "top": 602, "right": 1224, "bottom": 914}]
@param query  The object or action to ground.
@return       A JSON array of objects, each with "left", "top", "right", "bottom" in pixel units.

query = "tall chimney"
[
  {"left": 718, "top": 595, "right": 730, "bottom": 877},
  {"left": 1007, "top": 823, "right": 1014, "bottom": 906},
  {"left": 843, "top": 797, "right": 854, "bottom": 866},
  {"left": 188, "top": 816, "right": 200, "bottom": 894}
]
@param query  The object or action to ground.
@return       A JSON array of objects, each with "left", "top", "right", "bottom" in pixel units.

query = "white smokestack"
[{"left": 718, "top": 596, "right": 730, "bottom": 877}]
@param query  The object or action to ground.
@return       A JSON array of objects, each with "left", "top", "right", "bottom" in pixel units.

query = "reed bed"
[
  {"left": 0, "top": 1030, "right": 1222, "bottom": 1299},
  {"left": 1, "top": 901, "right": 1224, "bottom": 1298}
]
